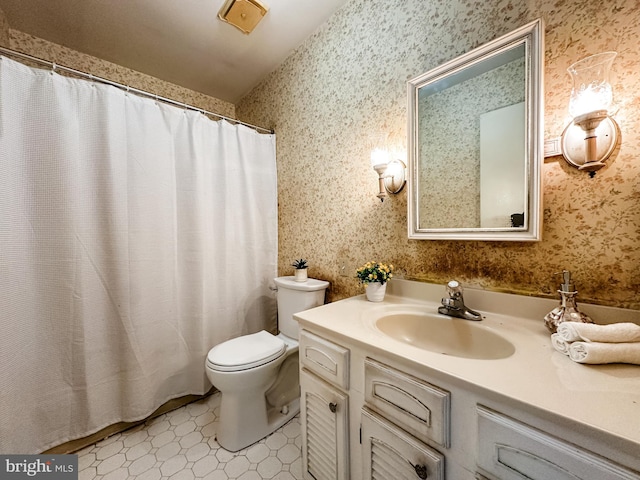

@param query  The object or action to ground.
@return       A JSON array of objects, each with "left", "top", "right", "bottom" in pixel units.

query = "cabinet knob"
[
  {"left": 411, "top": 463, "right": 428, "bottom": 479},
  {"left": 328, "top": 402, "right": 337, "bottom": 413}
]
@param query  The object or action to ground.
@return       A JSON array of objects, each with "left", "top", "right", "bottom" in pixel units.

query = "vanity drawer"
[
  {"left": 299, "top": 330, "right": 350, "bottom": 390},
  {"left": 364, "top": 358, "right": 451, "bottom": 448},
  {"left": 477, "top": 405, "right": 640, "bottom": 480}
]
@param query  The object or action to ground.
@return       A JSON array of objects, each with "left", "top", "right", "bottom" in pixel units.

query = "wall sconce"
[
  {"left": 370, "top": 148, "right": 406, "bottom": 201},
  {"left": 561, "top": 51, "right": 620, "bottom": 177}
]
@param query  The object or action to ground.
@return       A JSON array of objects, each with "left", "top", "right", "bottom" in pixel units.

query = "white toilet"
[{"left": 205, "top": 276, "right": 329, "bottom": 452}]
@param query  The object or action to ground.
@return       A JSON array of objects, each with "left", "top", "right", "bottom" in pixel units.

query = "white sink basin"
[{"left": 373, "top": 309, "right": 515, "bottom": 360}]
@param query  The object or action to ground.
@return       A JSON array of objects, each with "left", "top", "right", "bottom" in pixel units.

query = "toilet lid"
[{"left": 206, "top": 330, "right": 286, "bottom": 372}]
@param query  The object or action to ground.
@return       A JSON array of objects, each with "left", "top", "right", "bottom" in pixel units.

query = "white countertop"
[{"left": 294, "top": 279, "right": 640, "bottom": 451}]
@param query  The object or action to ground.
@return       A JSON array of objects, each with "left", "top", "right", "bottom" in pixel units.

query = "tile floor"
[{"left": 77, "top": 392, "right": 303, "bottom": 480}]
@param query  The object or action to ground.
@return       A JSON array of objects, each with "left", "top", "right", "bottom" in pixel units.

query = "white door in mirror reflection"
[{"left": 480, "top": 102, "right": 526, "bottom": 229}]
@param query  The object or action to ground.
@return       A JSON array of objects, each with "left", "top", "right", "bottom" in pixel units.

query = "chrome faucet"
[{"left": 438, "top": 280, "right": 482, "bottom": 321}]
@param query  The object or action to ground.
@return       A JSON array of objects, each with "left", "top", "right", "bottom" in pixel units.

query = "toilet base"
[{"left": 217, "top": 396, "right": 300, "bottom": 452}]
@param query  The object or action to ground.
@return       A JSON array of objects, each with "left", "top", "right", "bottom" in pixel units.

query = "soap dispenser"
[{"left": 544, "top": 270, "right": 593, "bottom": 333}]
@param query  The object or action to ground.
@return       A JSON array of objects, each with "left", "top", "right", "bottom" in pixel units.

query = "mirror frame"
[{"left": 407, "top": 19, "right": 544, "bottom": 241}]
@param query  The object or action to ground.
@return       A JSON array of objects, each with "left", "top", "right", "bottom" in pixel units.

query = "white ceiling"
[{"left": 0, "top": 0, "right": 349, "bottom": 104}]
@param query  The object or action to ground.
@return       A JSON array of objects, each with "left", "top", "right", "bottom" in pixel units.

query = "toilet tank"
[{"left": 274, "top": 276, "right": 329, "bottom": 339}]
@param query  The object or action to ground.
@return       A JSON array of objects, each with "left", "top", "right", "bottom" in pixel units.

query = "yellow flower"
[{"left": 357, "top": 260, "right": 395, "bottom": 285}]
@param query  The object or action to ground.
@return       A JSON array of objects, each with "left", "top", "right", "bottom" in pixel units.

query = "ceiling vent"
[{"left": 217, "top": 0, "right": 269, "bottom": 34}]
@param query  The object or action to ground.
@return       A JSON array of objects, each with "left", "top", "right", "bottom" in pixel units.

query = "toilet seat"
[{"left": 206, "top": 330, "right": 286, "bottom": 372}]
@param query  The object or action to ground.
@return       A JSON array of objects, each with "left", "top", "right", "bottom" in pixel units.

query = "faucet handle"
[{"left": 445, "top": 280, "right": 463, "bottom": 297}]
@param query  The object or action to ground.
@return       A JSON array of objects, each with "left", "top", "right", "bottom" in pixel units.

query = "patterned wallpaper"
[
  {"left": 0, "top": 29, "right": 235, "bottom": 119},
  {"left": 0, "top": 8, "right": 9, "bottom": 46},
  {"left": 237, "top": 0, "right": 640, "bottom": 310}
]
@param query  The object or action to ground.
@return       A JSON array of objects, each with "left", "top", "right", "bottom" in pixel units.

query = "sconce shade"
[
  {"left": 561, "top": 51, "right": 619, "bottom": 175},
  {"left": 567, "top": 51, "right": 616, "bottom": 117},
  {"left": 367, "top": 132, "right": 406, "bottom": 200},
  {"left": 370, "top": 147, "right": 390, "bottom": 168}
]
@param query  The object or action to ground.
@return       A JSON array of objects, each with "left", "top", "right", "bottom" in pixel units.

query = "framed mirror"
[{"left": 407, "top": 19, "right": 543, "bottom": 241}]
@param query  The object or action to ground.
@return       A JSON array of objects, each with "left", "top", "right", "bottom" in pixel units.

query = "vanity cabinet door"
[
  {"left": 362, "top": 408, "right": 445, "bottom": 480},
  {"left": 300, "top": 368, "right": 349, "bottom": 480},
  {"left": 477, "top": 406, "right": 640, "bottom": 480}
]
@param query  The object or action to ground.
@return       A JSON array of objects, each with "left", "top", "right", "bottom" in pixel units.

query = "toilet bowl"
[{"left": 205, "top": 276, "right": 329, "bottom": 452}]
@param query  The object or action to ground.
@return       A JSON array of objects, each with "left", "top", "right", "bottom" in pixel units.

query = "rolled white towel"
[
  {"left": 557, "top": 322, "right": 640, "bottom": 343},
  {"left": 551, "top": 333, "right": 570, "bottom": 355},
  {"left": 568, "top": 341, "right": 640, "bottom": 365}
]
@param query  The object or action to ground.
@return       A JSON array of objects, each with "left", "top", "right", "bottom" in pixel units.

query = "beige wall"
[
  {"left": 2, "top": 29, "right": 235, "bottom": 119},
  {"left": 236, "top": 0, "right": 640, "bottom": 309},
  {"left": 0, "top": 7, "right": 9, "bottom": 46}
]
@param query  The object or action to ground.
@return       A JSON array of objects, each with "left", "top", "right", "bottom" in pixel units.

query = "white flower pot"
[
  {"left": 294, "top": 269, "right": 308, "bottom": 282},
  {"left": 365, "top": 282, "right": 386, "bottom": 302}
]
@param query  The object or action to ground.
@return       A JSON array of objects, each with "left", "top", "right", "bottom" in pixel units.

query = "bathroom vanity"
[{"left": 295, "top": 279, "right": 640, "bottom": 480}]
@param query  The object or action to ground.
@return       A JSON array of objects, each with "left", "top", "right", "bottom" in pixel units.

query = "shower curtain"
[{"left": 0, "top": 57, "right": 278, "bottom": 454}]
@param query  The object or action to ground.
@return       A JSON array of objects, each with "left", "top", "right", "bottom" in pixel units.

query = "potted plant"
[
  {"left": 356, "top": 261, "right": 394, "bottom": 302},
  {"left": 292, "top": 258, "right": 309, "bottom": 282}
]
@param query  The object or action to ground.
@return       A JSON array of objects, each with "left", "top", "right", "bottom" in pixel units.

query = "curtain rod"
[{"left": 0, "top": 45, "right": 274, "bottom": 135}]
